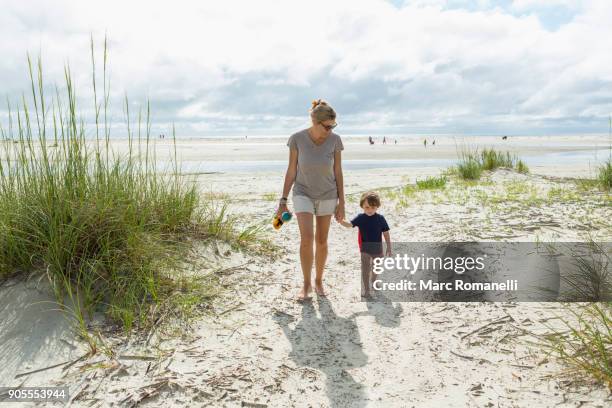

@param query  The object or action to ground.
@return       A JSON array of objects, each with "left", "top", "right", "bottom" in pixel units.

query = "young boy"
[{"left": 339, "top": 191, "right": 392, "bottom": 298}]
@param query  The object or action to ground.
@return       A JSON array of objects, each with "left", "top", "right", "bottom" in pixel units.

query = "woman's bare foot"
[
  {"left": 296, "top": 285, "right": 313, "bottom": 301},
  {"left": 314, "top": 279, "right": 326, "bottom": 297}
]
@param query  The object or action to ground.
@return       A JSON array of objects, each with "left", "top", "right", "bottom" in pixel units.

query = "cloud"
[
  {"left": 511, "top": 0, "right": 579, "bottom": 11},
  {"left": 0, "top": 0, "right": 610, "bottom": 136}
]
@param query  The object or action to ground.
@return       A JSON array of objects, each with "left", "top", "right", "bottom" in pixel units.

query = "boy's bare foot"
[
  {"left": 370, "top": 275, "right": 380, "bottom": 293},
  {"left": 361, "top": 290, "right": 372, "bottom": 299},
  {"left": 314, "top": 280, "right": 326, "bottom": 297},
  {"left": 296, "top": 285, "right": 313, "bottom": 302}
]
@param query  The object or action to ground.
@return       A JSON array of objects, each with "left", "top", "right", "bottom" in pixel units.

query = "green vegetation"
[
  {"left": 457, "top": 153, "right": 483, "bottom": 180},
  {"left": 559, "top": 242, "right": 612, "bottom": 302},
  {"left": 416, "top": 175, "right": 447, "bottom": 190},
  {"left": 539, "top": 242, "right": 611, "bottom": 390},
  {"left": 575, "top": 178, "right": 601, "bottom": 191},
  {"left": 516, "top": 159, "right": 529, "bottom": 174},
  {"left": 455, "top": 148, "right": 528, "bottom": 180},
  {"left": 480, "top": 148, "right": 515, "bottom": 170},
  {"left": 262, "top": 192, "right": 277, "bottom": 201},
  {"left": 543, "top": 303, "right": 612, "bottom": 390},
  {"left": 597, "top": 159, "right": 612, "bottom": 191},
  {"left": 547, "top": 187, "right": 579, "bottom": 203},
  {"left": 402, "top": 184, "right": 417, "bottom": 197},
  {"left": 0, "top": 39, "right": 266, "bottom": 336}
]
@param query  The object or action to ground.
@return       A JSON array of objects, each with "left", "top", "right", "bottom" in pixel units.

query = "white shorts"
[{"left": 293, "top": 195, "right": 337, "bottom": 216}]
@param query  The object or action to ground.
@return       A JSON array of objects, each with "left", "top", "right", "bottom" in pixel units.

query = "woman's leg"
[
  {"left": 296, "top": 212, "right": 314, "bottom": 300},
  {"left": 314, "top": 214, "right": 333, "bottom": 296}
]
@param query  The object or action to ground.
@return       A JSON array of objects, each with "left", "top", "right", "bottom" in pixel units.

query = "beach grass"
[
  {"left": 537, "top": 242, "right": 611, "bottom": 389},
  {"left": 575, "top": 178, "right": 601, "bottom": 191},
  {"left": 456, "top": 153, "right": 483, "bottom": 180},
  {"left": 516, "top": 159, "right": 529, "bottom": 174},
  {"left": 547, "top": 186, "right": 580, "bottom": 203},
  {"left": 559, "top": 241, "right": 612, "bottom": 302},
  {"left": 480, "top": 148, "right": 515, "bottom": 170},
  {"left": 597, "top": 159, "right": 612, "bottom": 190},
  {"left": 416, "top": 175, "right": 447, "bottom": 190},
  {"left": 0, "top": 39, "right": 264, "bottom": 334},
  {"left": 543, "top": 303, "right": 612, "bottom": 390},
  {"left": 455, "top": 148, "right": 528, "bottom": 180}
]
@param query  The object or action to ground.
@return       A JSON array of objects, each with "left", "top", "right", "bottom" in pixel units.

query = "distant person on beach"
[
  {"left": 369, "top": 136, "right": 374, "bottom": 145},
  {"left": 383, "top": 136, "right": 386, "bottom": 144},
  {"left": 277, "top": 99, "right": 345, "bottom": 301},
  {"left": 424, "top": 139, "right": 427, "bottom": 148},
  {"left": 339, "top": 191, "right": 391, "bottom": 298},
  {"left": 432, "top": 139, "right": 435, "bottom": 146}
]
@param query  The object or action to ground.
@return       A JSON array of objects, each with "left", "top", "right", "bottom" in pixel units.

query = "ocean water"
[
  {"left": 167, "top": 149, "right": 610, "bottom": 174},
  {"left": 2, "top": 148, "right": 608, "bottom": 174}
]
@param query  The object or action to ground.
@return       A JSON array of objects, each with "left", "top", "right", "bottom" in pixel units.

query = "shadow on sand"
[
  {"left": 350, "top": 293, "right": 403, "bottom": 328},
  {"left": 273, "top": 297, "right": 368, "bottom": 408},
  {"left": 0, "top": 277, "right": 83, "bottom": 387}
]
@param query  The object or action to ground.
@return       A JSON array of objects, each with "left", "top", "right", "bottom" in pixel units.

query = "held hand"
[
  {"left": 335, "top": 201, "right": 345, "bottom": 222},
  {"left": 276, "top": 203, "right": 289, "bottom": 219}
]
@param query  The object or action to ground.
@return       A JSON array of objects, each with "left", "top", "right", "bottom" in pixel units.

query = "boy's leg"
[
  {"left": 371, "top": 254, "right": 384, "bottom": 286},
  {"left": 360, "top": 252, "right": 372, "bottom": 297}
]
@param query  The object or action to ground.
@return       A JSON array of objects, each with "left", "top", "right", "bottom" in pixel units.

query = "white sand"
[
  {"left": 0, "top": 137, "right": 610, "bottom": 407},
  {"left": 104, "top": 133, "right": 609, "bottom": 160}
]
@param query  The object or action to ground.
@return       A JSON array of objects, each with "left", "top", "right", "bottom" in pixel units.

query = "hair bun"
[
  {"left": 311, "top": 99, "right": 328, "bottom": 110},
  {"left": 309, "top": 99, "right": 336, "bottom": 121}
]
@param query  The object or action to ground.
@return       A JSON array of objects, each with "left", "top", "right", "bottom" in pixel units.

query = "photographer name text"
[{"left": 372, "top": 279, "right": 519, "bottom": 292}]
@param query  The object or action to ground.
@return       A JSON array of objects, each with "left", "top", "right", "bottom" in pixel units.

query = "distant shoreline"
[
  {"left": 3, "top": 135, "right": 609, "bottom": 178},
  {"left": 16, "top": 133, "right": 607, "bottom": 141}
]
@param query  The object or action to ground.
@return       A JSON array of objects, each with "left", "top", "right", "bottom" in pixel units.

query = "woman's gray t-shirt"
[{"left": 287, "top": 129, "right": 344, "bottom": 200}]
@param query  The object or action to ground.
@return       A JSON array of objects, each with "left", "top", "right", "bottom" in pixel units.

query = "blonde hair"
[
  {"left": 310, "top": 99, "right": 336, "bottom": 123},
  {"left": 359, "top": 191, "right": 381, "bottom": 208}
]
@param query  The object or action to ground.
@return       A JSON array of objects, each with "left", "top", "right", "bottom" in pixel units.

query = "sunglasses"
[{"left": 320, "top": 122, "right": 337, "bottom": 131}]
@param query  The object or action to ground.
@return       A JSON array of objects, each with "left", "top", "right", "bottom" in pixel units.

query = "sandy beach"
[
  {"left": 4, "top": 0, "right": 612, "bottom": 405},
  {"left": 1, "top": 136, "right": 610, "bottom": 407},
  {"left": 103, "top": 134, "right": 610, "bottom": 178}
]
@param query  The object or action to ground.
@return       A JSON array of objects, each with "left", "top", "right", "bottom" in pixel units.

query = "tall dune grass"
[
  {"left": 597, "top": 159, "right": 612, "bottom": 190},
  {"left": 480, "top": 148, "right": 515, "bottom": 170},
  {"left": 541, "top": 242, "right": 612, "bottom": 390},
  {"left": 543, "top": 303, "right": 612, "bottom": 390},
  {"left": 455, "top": 148, "right": 528, "bottom": 180},
  {"left": 456, "top": 152, "right": 483, "bottom": 180},
  {"left": 0, "top": 39, "right": 258, "bottom": 333},
  {"left": 516, "top": 159, "right": 529, "bottom": 174},
  {"left": 598, "top": 116, "right": 612, "bottom": 190}
]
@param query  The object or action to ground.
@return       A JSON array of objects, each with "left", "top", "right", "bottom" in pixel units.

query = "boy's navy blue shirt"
[{"left": 351, "top": 213, "right": 390, "bottom": 254}]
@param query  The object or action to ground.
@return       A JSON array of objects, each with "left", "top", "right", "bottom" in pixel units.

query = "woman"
[{"left": 276, "top": 99, "right": 345, "bottom": 301}]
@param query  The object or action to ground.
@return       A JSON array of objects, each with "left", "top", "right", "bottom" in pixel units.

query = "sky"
[{"left": 0, "top": 0, "right": 611, "bottom": 137}]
